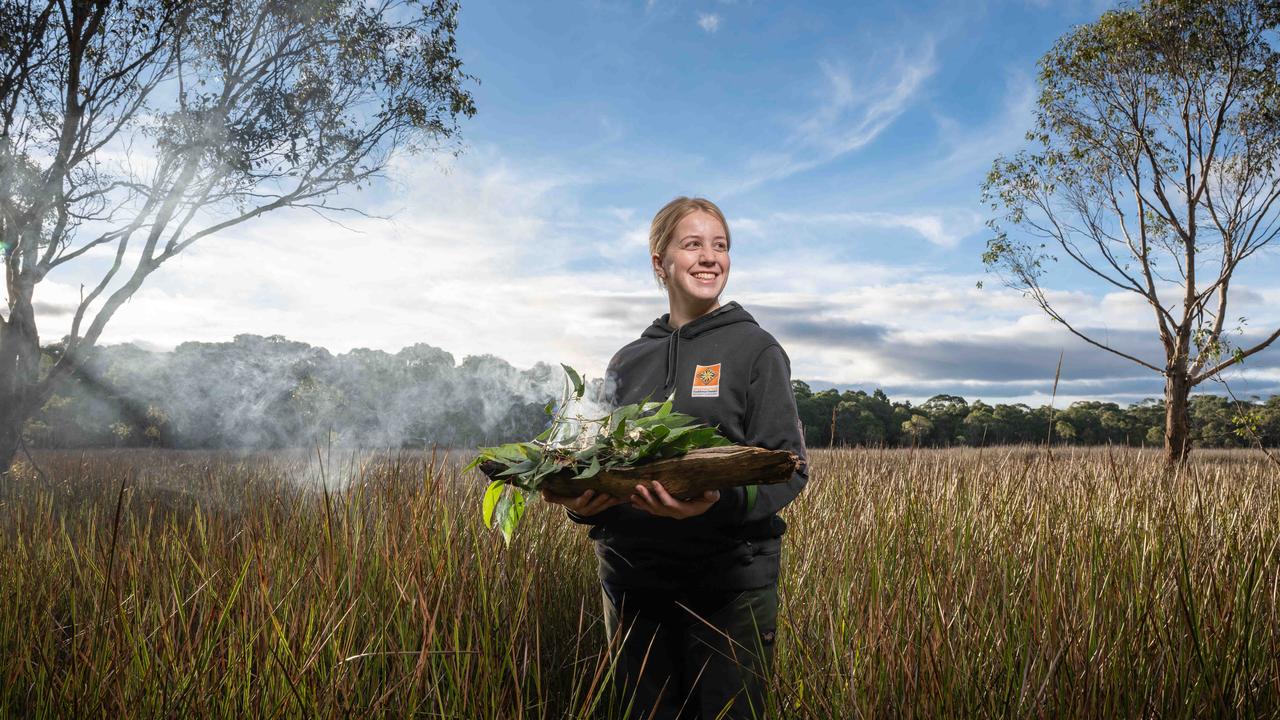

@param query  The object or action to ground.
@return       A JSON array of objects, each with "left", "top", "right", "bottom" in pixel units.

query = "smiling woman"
[
  {"left": 542, "top": 196, "right": 809, "bottom": 719},
  {"left": 649, "top": 198, "right": 732, "bottom": 326}
]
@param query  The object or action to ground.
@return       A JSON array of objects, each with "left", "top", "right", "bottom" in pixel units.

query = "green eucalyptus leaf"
[
  {"left": 573, "top": 454, "right": 602, "bottom": 479},
  {"left": 561, "top": 364, "right": 586, "bottom": 399},
  {"left": 482, "top": 480, "right": 505, "bottom": 528},
  {"left": 655, "top": 399, "right": 673, "bottom": 419},
  {"left": 499, "top": 491, "right": 527, "bottom": 544},
  {"left": 663, "top": 425, "right": 695, "bottom": 441},
  {"left": 492, "top": 443, "right": 528, "bottom": 461},
  {"left": 492, "top": 490, "right": 513, "bottom": 533},
  {"left": 497, "top": 459, "right": 536, "bottom": 477}
]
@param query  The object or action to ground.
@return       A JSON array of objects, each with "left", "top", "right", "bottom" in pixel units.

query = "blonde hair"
[{"left": 648, "top": 196, "right": 731, "bottom": 290}]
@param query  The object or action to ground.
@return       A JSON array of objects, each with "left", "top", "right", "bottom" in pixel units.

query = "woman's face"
[{"left": 654, "top": 210, "right": 730, "bottom": 309}]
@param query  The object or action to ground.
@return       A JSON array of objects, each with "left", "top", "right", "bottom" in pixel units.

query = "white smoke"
[{"left": 45, "top": 334, "right": 606, "bottom": 451}]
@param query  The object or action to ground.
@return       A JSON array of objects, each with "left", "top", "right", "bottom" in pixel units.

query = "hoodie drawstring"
[{"left": 664, "top": 328, "right": 680, "bottom": 392}]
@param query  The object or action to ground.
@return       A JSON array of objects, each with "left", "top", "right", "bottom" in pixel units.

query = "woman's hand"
[
  {"left": 540, "top": 488, "right": 628, "bottom": 516},
  {"left": 629, "top": 481, "right": 720, "bottom": 519}
]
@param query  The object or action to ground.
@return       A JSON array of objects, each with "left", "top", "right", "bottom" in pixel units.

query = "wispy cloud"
[
  {"left": 933, "top": 68, "right": 1038, "bottom": 178},
  {"left": 759, "top": 209, "right": 984, "bottom": 248},
  {"left": 819, "top": 66, "right": 1038, "bottom": 212},
  {"left": 722, "top": 40, "right": 937, "bottom": 196},
  {"left": 697, "top": 12, "right": 721, "bottom": 32}
]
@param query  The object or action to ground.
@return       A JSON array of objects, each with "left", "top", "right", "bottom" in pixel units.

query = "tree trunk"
[
  {"left": 1163, "top": 370, "right": 1192, "bottom": 466},
  {"left": 0, "top": 401, "right": 19, "bottom": 478},
  {"left": 0, "top": 289, "right": 42, "bottom": 479}
]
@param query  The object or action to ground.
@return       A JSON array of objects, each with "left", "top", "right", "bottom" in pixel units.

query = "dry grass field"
[{"left": 1, "top": 447, "right": 1277, "bottom": 718}]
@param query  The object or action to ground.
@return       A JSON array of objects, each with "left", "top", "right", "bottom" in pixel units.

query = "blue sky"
[{"left": 36, "top": 0, "right": 1280, "bottom": 405}]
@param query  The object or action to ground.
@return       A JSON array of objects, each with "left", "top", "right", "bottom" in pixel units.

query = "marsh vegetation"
[{"left": 1, "top": 447, "right": 1277, "bottom": 717}]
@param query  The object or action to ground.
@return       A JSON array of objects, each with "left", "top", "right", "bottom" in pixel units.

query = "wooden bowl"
[{"left": 479, "top": 445, "right": 803, "bottom": 499}]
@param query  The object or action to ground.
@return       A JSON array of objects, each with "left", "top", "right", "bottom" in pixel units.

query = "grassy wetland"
[{"left": 1, "top": 447, "right": 1278, "bottom": 718}]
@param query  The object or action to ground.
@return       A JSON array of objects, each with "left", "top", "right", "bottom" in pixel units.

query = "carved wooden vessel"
[{"left": 480, "top": 445, "right": 803, "bottom": 499}]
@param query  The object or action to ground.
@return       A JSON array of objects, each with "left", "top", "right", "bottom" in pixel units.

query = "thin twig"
[
  {"left": 337, "top": 649, "right": 479, "bottom": 665},
  {"left": 17, "top": 433, "right": 49, "bottom": 485},
  {"left": 1208, "top": 373, "right": 1280, "bottom": 470},
  {"left": 1046, "top": 349, "right": 1064, "bottom": 461}
]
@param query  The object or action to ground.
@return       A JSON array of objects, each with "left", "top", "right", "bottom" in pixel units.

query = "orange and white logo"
[{"left": 692, "top": 363, "right": 721, "bottom": 398}]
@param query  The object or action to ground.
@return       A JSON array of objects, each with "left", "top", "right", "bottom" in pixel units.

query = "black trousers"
[{"left": 601, "top": 581, "right": 778, "bottom": 720}]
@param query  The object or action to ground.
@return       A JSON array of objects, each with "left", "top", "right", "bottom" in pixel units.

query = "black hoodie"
[{"left": 570, "top": 301, "right": 809, "bottom": 591}]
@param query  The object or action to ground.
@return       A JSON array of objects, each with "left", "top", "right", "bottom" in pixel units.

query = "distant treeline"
[
  {"left": 793, "top": 383, "right": 1280, "bottom": 449},
  {"left": 22, "top": 334, "right": 1280, "bottom": 450}
]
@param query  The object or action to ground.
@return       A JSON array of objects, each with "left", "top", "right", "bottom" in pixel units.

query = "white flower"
[{"left": 559, "top": 419, "right": 604, "bottom": 452}]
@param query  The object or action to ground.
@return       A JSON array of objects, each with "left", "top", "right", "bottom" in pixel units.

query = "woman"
[{"left": 543, "top": 196, "right": 809, "bottom": 720}]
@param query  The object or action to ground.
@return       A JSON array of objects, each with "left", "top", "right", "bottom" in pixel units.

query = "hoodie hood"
[{"left": 640, "top": 301, "right": 758, "bottom": 391}]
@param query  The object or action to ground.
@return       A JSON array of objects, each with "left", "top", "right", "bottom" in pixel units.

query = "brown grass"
[{"left": 1, "top": 446, "right": 1277, "bottom": 718}]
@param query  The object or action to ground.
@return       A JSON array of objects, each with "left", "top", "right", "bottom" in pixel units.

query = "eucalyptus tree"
[
  {"left": 0, "top": 0, "right": 475, "bottom": 474},
  {"left": 983, "top": 0, "right": 1280, "bottom": 464}
]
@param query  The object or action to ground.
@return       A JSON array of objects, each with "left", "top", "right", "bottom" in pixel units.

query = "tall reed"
[{"left": 1, "top": 446, "right": 1276, "bottom": 717}]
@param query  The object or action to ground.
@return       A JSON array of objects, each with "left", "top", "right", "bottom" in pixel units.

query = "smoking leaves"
[{"left": 469, "top": 366, "right": 731, "bottom": 545}]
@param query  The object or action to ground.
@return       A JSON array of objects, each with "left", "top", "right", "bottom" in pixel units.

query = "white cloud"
[
  {"left": 722, "top": 41, "right": 937, "bottom": 195},
  {"left": 26, "top": 123, "right": 1276, "bottom": 406},
  {"left": 697, "top": 12, "right": 721, "bottom": 32},
  {"left": 30, "top": 163, "right": 1012, "bottom": 390},
  {"left": 33, "top": 146, "right": 659, "bottom": 381},
  {"left": 32, "top": 155, "right": 1278, "bottom": 405}
]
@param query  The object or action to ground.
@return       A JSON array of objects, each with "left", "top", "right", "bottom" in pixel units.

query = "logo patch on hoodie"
[{"left": 692, "top": 363, "right": 721, "bottom": 397}]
